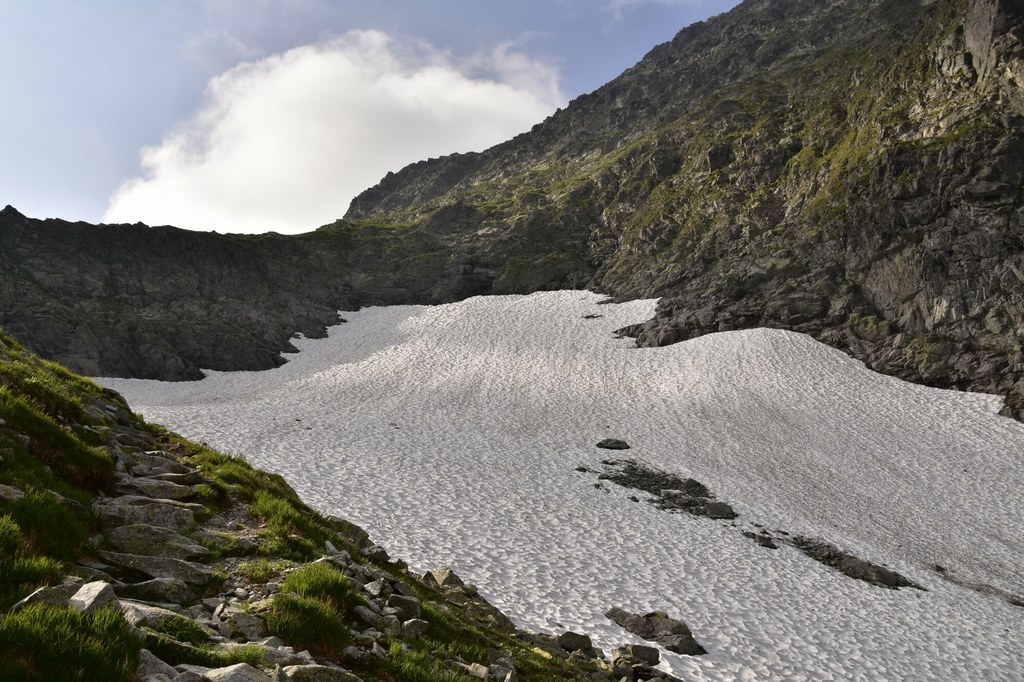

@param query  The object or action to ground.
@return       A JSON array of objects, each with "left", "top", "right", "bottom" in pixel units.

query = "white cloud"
[{"left": 105, "top": 30, "right": 565, "bottom": 234}]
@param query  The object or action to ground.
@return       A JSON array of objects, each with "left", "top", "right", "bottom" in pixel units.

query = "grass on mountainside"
[
  {"left": 0, "top": 604, "right": 140, "bottom": 682},
  {"left": 175, "top": 438, "right": 352, "bottom": 561},
  {"left": 1, "top": 327, "right": 605, "bottom": 680}
]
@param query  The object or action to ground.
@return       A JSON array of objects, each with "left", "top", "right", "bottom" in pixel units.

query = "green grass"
[
  {"left": 237, "top": 558, "right": 292, "bottom": 583},
  {"left": 263, "top": 593, "right": 349, "bottom": 657},
  {"left": 144, "top": 634, "right": 265, "bottom": 669},
  {"left": 1, "top": 490, "right": 88, "bottom": 562},
  {"left": 0, "top": 387, "right": 114, "bottom": 495},
  {"left": 280, "top": 561, "right": 358, "bottom": 610},
  {"left": 0, "top": 604, "right": 141, "bottom": 682},
  {"left": 380, "top": 641, "right": 477, "bottom": 682},
  {"left": 0, "top": 515, "right": 64, "bottom": 611},
  {"left": 150, "top": 615, "right": 212, "bottom": 647}
]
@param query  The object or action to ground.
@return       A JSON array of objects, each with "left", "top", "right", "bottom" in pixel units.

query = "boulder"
[
  {"left": 137, "top": 649, "right": 178, "bottom": 681},
  {"left": 203, "top": 663, "right": 272, "bottom": 682},
  {"left": 605, "top": 608, "right": 706, "bottom": 656},
  {"left": 93, "top": 497, "right": 198, "bottom": 532},
  {"left": 596, "top": 439, "right": 631, "bottom": 450},
  {"left": 107, "top": 525, "right": 210, "bottom": 560},
  {"left": 98, "top": 551, "right": 213, "bottom": 586},
  {"left": 556, "top": 631, "right": 593, "bottom": 652},
  {"left": 402, "top": 618, "right": 429, "bottom": 638},
  {"left": 430, "top": 566, "right": 465, "bottom": 588},
  {"left": 115, "top": 578, "right": 195, "bottom": 605},
  {"left": 68, "top": 581, "right": 119, "bottom": 614},
  {"left": 226, "top": 608, "right": 266, "bottom": 640},
  {"left": 701, "top": 501, "right": 737, "bottom": 519},
  {"left": 11, "top": 581, "right": 84, "bottom": 612},
  {"left": 0, "top": 483, "right": 25, "bottom": 502},
  {"left": 115, "top": 477, "right": 197, "bottom": 501},
  {"left": 121, "top": 600, "right": 185, "bottom": 628},
  {"left": 385, "top": 594, "right": 421, "bottom": 621},
  {"left": 625, "top": 644, "right": 660, "bottom": 665}
]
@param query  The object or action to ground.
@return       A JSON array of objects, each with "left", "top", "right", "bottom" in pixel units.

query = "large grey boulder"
[
  {"left": 98, "top": 551, "right": 213, "bottom": 586},
  {"left": 68, "top": 581, "right": 119, "bottom": 614},
  {"left": 107, "top": 525, "right": 210, "bottom": 560},
  {"left": 115, "top": 476, "right": 197, "bottom": 501},
  {"left": 93, "top": 496, "right": 199, "bottom": 532},
  {"left": 114, "top": 577, "right": 195, "bottom": 605},
  {"left": 203, "top": 663, "right": 272, "bottom": 682}
]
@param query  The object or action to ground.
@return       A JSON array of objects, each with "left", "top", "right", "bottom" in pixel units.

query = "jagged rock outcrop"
[{"left": 1, "top": 0, "right": 1021, "bottom": 418}]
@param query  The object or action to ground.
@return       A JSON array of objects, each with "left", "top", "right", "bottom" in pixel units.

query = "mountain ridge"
[{"left": 2, "top": 0, "right": 1022, "bottom": 418}]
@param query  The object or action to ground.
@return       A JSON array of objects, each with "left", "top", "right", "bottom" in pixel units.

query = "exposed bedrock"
[{"left": 1, "top": 0, "right": 1022, "bottom": 419}]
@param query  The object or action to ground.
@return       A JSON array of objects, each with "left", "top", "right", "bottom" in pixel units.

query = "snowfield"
[{"left": 102, "top": 291, "right": 1024, "bottom": 681}]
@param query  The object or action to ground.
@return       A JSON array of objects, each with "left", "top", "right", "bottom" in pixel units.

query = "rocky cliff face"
[{"left": 2, "top": 0, "right": 1022, "bottom": 417}]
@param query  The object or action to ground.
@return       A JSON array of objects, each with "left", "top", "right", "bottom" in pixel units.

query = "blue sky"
[{"left": 1, "top": 0, "right": 740, "bottom": 233}]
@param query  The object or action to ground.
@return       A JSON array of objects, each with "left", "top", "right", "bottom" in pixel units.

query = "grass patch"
[
  {"left": 379, "top": 641, "right": 476, "bottom": 682},
  {"left": 0, "top": 604, "right": 141, "bottom": 682},
  {"left": 263, "top": 593, "right": 349, "bottom": 657},
  {"left": 0, "top": 387, "right": 114, "bottom": 494},
  {"left": 145, "top": 634, "right": 265, "bottom": 668},
  {"left": 150, "top": 615, "right": 212, "bottom": 647},
  {"left": 1, "top": 490, "right": 88, "bottom": 562},
  {"left": 0, "top": 514, "right": 64, "bottom": 611},
  {"left": 237, "top": 558, "right": 292, "bottom": 584},
  {"left": 280, "top": 561, "right": 357, "bottom": 610}
]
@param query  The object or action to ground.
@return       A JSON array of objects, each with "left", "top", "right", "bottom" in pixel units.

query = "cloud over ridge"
[{"left": 105, "top": 30, "right": 565, "bottom": 234}]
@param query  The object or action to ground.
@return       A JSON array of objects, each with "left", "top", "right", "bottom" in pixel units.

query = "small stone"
[
  {"left": 393, "top": 581, "right": 417, "bottom": 597},
  {"left": 363, "top": 580, "right": 390, "bottom": 599},
  {"left": 385, "top": 594, "right": 421, "bottom": 620},
  {"left": 354, "top": 605, "right": 384, "bottom": 629},
  {"left": 364, "top": 545, "right": 390, "bottom": 562},
  {"left": 228, "top": 610, "right": 266, "bottom": 640},
  {"left": 596, "top": 439, "right": 631, "bottom": 450},
  {"left": 488, "top": 664, "right": 516, "bottom": 681},
  {"left": 402, "top": 618, "right": 429, "bottom": 638},
  {"left": 342, "top": 646, "right": 368, "bottom": 663},
  {"left": 430, "top": 566, "right": 464, "bottom": 588}
]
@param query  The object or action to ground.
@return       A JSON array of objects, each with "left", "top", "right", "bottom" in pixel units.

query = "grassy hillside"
[{"left": 0, "top": 328, "right": 646, "bottom": 681}]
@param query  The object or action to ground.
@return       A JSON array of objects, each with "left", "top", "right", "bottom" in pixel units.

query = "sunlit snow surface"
[{"left": 103, "top": 291, "right": 1024, "bottom": 681}]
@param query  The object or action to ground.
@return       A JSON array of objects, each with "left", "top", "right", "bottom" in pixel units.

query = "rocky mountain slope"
[
  {"left": 0, "top": 326, "right": 678, "bottom": 681},
  {"left": 1, "top": 0, "right": 1022, "bottom": 417}
]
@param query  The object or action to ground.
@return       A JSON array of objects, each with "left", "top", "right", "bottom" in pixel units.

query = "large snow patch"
[{"left": 103, "top": 291, "right": 1024, "bottom": 681}]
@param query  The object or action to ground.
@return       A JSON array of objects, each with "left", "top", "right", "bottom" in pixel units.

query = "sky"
[{"left": 0, "top": 0, "right": 741, "bottom": 234}]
